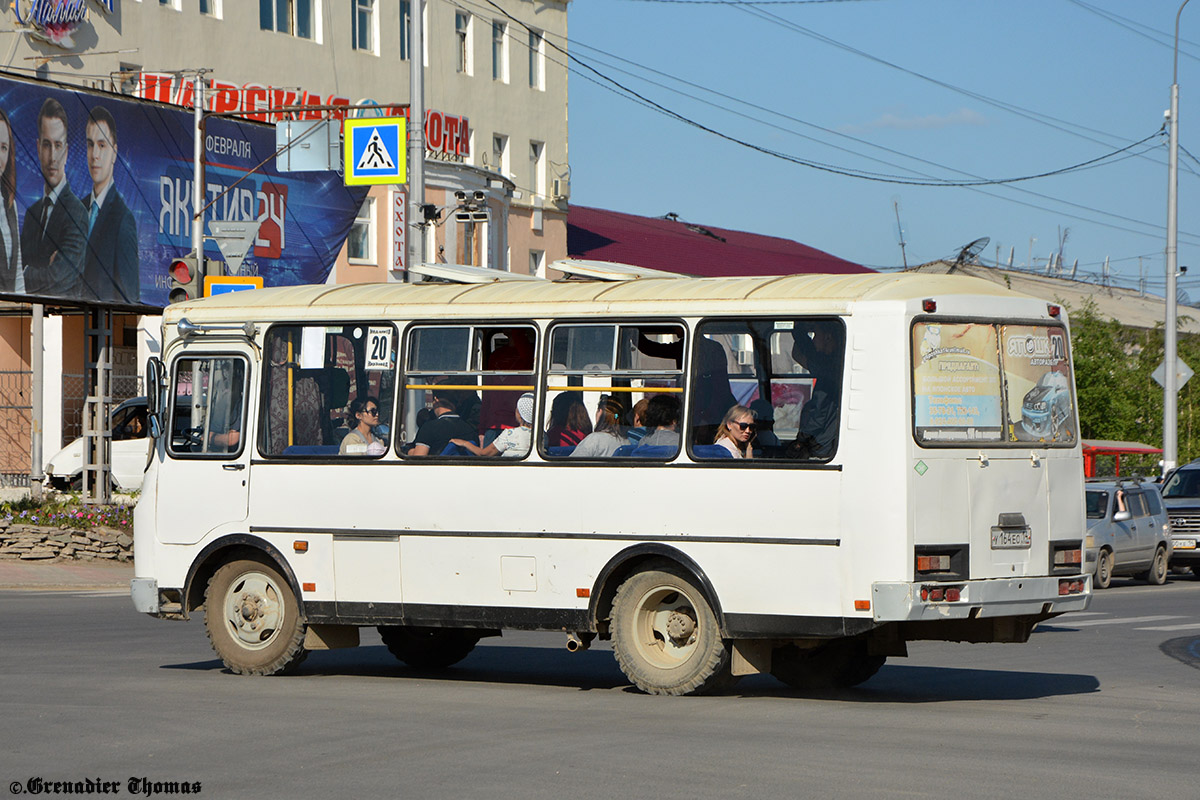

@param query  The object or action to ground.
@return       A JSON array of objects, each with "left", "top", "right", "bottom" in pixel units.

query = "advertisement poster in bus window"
[
  {"left": 912, "top": 322, "right": 1002, "bottom": 442},
  {"left": 1001, "top": 325, "right": 1075, "bottom": 444}
]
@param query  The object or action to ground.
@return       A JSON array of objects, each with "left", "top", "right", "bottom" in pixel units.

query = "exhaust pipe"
[{"left": 565, "top": 633, "right": 590, "bottom": 652}]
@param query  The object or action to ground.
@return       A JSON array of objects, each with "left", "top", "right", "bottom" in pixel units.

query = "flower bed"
[{"left": 0, "top": 498, "right": 134, "bottom": 561}]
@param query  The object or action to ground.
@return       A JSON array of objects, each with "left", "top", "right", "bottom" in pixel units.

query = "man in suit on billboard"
[
  {"left": 21, "top": 97, "right": 86, "bottom": 298},
  {"left": 82, "top": 105, "right": 139, "bottom": 304}
]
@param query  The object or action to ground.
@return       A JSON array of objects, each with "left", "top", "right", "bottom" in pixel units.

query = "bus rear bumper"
[{"left": 871, "top": 575, "right": 1092, "bottom": 623}]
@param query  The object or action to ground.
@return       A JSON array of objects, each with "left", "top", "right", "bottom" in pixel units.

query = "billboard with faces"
[{"left": 0, "top": 72, "right": 367, "bottom": 309}]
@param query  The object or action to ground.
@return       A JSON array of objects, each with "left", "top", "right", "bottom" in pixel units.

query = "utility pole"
[
  {"left": 892, "top": 199, "right": 907, "bottom": 269},
  {"left": 1165, "top": 0, "right": 1191, "bottom": 474},
  {"left": 193, "top": 73, "right": 205, "bottom": 283},
  {"left": 406, "top": 0, "right": 426, "bottom": 281}
]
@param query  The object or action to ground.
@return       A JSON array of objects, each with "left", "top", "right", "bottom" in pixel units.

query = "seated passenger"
[
  {"left": 340, "top": 396, "right": 386, "bottom": 455},
  {"left": 787, "top": 388, "right": 839, "bottom": 459},
  {"left": 570, "top": 395, "right": 630, "bottom": 458},
  {"left": 452, "top": 392, "right": 534, "bottom": 458},
  {"left": 713, "top": 404, "right": 756, "bottom": 459},
  {"left": 637, "top": 394, "right": 681, "bottom": 450},
  {"left": 749, "top": 399, "right": 781, "bottom": 448},
  {"left": 622, "top": 397, "right": 651, "bottom": 445},
  {"left": 408, "top": 394, "right": 476, "bottom": 456},
  {"left": 546, "top": 391, "right": 592, "bottom": 447}
]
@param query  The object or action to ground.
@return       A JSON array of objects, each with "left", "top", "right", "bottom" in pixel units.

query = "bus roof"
[{"left": 164, "top": 270, "right": 1040, "bottom": 325}]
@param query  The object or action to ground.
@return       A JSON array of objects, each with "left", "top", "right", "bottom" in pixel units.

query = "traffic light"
[{"left": 168, "top": 255, "right": 199, "bottom": 303}]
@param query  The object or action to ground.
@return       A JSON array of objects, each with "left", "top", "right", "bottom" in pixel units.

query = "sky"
[{"left": 565, "top": 0, "right": 1200, "bottom": 300}]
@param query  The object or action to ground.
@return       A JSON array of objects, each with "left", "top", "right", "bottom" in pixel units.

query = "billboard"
[{"left": 0, "top": 71, "right": 367, "bottom": 309}]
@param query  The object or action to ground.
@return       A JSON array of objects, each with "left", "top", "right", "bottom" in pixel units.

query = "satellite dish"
[{"left": 952, "top": 237, "right": 990, "bottom": 268}]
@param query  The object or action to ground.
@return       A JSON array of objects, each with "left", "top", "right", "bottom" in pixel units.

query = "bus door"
[{"left": 156, "top": 351, "right": 253, "bottom": 546}]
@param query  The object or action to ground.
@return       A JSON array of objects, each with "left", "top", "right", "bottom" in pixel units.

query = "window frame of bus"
[
  {"left": 688, "top": 316, "right": 846, "bottom": 464},
  {"left": 165, "top": 353, "right": 250, "bottom": 460},
  {"left": 256, "top": 321, "right": 399, "bottom": 460},
  {"left": 400, "top": 321, "right": 539, "bottom": 460},
  {"left": 540, "top": 319, "right": 687, "bottom": 461},
  {"left": 909, "top": 316, "right": 1077, "bottom": 448}
]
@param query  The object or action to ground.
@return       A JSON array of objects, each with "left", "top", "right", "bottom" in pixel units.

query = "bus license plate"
[{"left": 991, "top": 528, "right": 1031, "bottom": 549}]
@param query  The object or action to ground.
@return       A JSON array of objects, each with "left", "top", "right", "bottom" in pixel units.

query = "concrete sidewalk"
[{"left": 0, "top": 559, "right": 133, "bottom": 590}]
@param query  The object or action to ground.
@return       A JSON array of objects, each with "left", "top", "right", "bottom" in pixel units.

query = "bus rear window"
[{"left": 912, "top": 321, "right": 1075, "bottom": 446}]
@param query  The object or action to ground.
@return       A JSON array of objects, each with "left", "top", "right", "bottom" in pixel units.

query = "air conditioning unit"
[{"left": 552, "top": 177, "right": 570, "bottom": 200}]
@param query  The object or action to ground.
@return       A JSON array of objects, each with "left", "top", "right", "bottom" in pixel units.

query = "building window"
[
  {"left": 492, "top": 133, "right": 508, "bottom": 176},
  {"left": 492, "top": 21, "right": 508, "bottom": 82},
  {"left": 199, "top": 0, "right": 221, "bottom": 16},
  {"left": 353, "top": 0, "right": 375, "bottom": 52},
  {"left": 117, "top": 63, "right": 141, "bottom": 96},
  {"left": 399, "top": 0, "right": 410, "bottom": 60},
  {"left": 529, "top": 250, "right": 544, "bottom": 276},
  {"left": 528, "top": 28, "right": 543, "bottom": 90},
  {"left": 529, "top": 140, "right": 545, "bottom": 198},
  {"left": 160, "top": 0, "right": 180, "bottom": 8},
  {"left": 260, "top": 0, "right": 315, "bottom": 40},
  {"left": 456, "top": 11, "right": 472, "bottom": 75},
  {"left": 348, "top": 197, "right": 375, "bottom": 263}
]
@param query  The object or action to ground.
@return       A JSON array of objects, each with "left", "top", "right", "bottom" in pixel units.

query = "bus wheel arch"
[
  {"left": 184, "top": 535, "right": 304, "bottom": 620},
  {"left": 590, "top": 545, "right": 727, "bottom": 639}
]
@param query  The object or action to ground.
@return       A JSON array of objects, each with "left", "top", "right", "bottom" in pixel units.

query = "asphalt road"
[{"left": 1, "top": 575, "right": 1198, "bottom": 800}]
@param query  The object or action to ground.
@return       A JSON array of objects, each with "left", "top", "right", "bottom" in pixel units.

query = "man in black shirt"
[{"left": 408, "top": 394, "right": 476, "bottom": 456}]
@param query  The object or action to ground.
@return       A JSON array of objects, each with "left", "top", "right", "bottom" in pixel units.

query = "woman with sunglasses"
[
  {"left": 340, "top": 395, "right": 385, "bottom": 455},
  {"left": 713, "top": 404, "right": 757, "bottom": 459}
]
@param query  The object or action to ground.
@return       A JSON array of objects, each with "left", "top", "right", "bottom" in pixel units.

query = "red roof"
[{"left": 567, "top": 205, "right": 870, "bottom": 277}]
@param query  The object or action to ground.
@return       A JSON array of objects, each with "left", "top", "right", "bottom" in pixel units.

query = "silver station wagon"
[{"left": 1084, "top": 480, "right": 1172, "bottom": 589}]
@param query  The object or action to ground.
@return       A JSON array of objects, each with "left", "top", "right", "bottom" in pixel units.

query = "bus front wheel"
[
  {"left": 377, "top": 626, "right": 480, "bottom": 669},
  {"left": 204, "top": 557, "right": 308, "bottom": 676},
  {"left": 610, "top": 563, "right": 734, "bottom": 696}
]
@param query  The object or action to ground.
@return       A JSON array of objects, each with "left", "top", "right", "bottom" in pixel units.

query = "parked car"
[
  {"left": 1084, "top": 479, "right": 1172, "bottom": 589},
  {"left": 45, "top": 396, "right": 190, "bottom": 492},
  {"left": 1160, "top": 460, "right": 1200, "bottom": 576}
]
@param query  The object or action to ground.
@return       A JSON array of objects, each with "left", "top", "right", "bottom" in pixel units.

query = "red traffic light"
[{"left": 170, "top": 259, "right": 193, "bottom": 283}]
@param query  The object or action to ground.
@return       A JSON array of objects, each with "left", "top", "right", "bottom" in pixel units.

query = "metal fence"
[
  {"left": 0, "top": 370, "right": 32, "bottom": 482},
  {"left": 61, "top": 373, "right": 143, "bottom": 446}
]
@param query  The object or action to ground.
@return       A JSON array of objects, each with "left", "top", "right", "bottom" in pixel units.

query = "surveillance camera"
[{"left": 1182, "top": 265, "right": 1189, "bottom": 275}]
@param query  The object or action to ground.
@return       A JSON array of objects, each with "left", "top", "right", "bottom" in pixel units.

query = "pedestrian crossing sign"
[{"left": 343, "top": 117, "right": 407, "bottom": 186}]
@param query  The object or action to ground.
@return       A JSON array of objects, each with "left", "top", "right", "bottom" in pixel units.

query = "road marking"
[
  {"left": 1136, "top": 622, "right": 1200, "bottom": 631},
  {"left": 1063, "top": 615, "right": 1183, "bottom": 627}
]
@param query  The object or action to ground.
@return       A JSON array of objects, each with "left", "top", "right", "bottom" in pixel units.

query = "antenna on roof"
[{"left": 950, "top": 237, "right": 989, "bottom": 270}]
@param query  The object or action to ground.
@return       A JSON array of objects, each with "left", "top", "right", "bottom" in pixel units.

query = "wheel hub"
[{"left": 666, "top": 607, "right": 696, "bottom": 644}]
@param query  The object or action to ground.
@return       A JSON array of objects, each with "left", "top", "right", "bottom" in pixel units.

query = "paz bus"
[{"left": 131, "top": 261, "right": 1090, "bottom": 696}]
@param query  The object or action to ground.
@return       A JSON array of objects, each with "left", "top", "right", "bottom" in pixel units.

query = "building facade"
[{"left": 0, "top": 0, "right": 570, "bottom": 478}]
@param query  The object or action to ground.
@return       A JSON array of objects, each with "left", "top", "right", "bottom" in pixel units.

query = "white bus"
[{"left": 131, "top": 264, "right": 1090, "bottom": 695}]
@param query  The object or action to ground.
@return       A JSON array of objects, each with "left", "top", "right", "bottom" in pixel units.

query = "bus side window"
[
  {"left": 167, "top": 357, "right": 247, "bottom": 457},
  {"left": 258, "top": 324, "right": 397, "bottom": 458},
  {"left": 541, "top": 323, "right": 685, "bottom": 460},
  {"left": 401, "top": 323, "right": 537, "bottom": 459},
  {"left": 689, "top": 318, "right": 845, "bottom": 462}
]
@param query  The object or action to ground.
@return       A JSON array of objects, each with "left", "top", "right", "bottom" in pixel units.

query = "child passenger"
[{"left": 451, "top": 392, "right": 534, "bottom": 458}]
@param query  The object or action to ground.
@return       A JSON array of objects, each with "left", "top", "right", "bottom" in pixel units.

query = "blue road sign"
[{"left": 344, "top": 117, "right": 407, "bottom": 185}]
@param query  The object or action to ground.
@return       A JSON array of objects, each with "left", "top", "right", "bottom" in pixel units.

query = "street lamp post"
[{"left": 1165, "top": 0, "right": 1191, "bottom": 474}]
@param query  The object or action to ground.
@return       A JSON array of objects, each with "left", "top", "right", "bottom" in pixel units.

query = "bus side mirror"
[
  {"left": 1113, "top": 509, "right": 1132, "bottom": 522},
  {"left": 145, "top": 357, "right": 165, "bottom": 439}
]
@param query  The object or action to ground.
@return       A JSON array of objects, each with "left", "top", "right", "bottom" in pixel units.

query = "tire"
[
  {"left": 610, "top": 562, "right": 734, "bottom": 696},
  {"left": 770, "top": 638, "right": 885, "bottom": 691},
  {"left": 1147, "top": 545, "right": 1169, "bottom": 586},
  {"left": 204, "top": 557, "right": 308, "bottom": 676},
  {"left": 1095, "top": 549, "right": 1113, "bottom": 590},
  {"left": 377, "top": 626, "right": 480, "bottom": 669}
]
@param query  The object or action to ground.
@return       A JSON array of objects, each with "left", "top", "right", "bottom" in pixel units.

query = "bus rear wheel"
[
  {"left": 610, "top": 563, "right": 734, "bottom": 696},
  {"left": 378, "top": 626, "right": 480, "bottom": 669},
  {"left": 770, "top": 638, "right": 885, "bottom": 691},
  {"left": 204, "top": 557, "right": 308, "bottom": 676}
]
